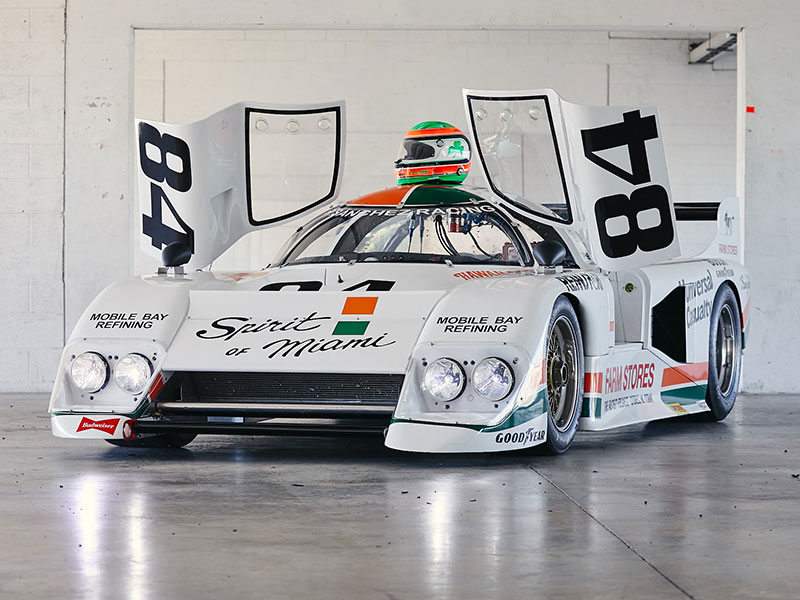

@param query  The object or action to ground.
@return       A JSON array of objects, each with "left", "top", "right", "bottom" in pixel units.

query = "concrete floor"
[{"left": 0, "top": 395, "right": 798, "bottom": 600}]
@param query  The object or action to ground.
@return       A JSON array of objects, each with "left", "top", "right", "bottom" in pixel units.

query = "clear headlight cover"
[
  {"left": 473, "top": 357, "right": 514, "bottom": 401},
  {"left": 114, "top": 353, "right": 153, "bottom": 395},
  {"left": 422, "top": 358, "right": 465, "bottom": 402},
  {"left": 69, "top": 352, "right": 109, "bottom": 393}
]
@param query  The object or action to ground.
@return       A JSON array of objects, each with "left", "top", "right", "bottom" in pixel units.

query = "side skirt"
[{"left": 579, "top": 345, "right": 709, "bottom": 431}]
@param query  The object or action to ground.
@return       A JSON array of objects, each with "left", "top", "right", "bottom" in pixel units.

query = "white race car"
[{"left": 49, "top": 89, "right": 750, "bottom": 453}]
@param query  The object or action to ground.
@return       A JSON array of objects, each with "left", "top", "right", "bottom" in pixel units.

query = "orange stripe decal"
[
  {"left": 342, "top": 297, "right": 378, "bottom": 315},
  {"left": 148, "top": 372, "right": 165, "bottom": 400},
  {"left": 584, "top": 372, "right": 603, "bottom": 394},
  {"left": 661, "top": 362, "right": 709, "bottom": 388},
  {"left": 405, "top": 127, "right": 462, "bottom": 137},
  {"left": 348, "top": 187, "right": 409, "bottom": 206}
]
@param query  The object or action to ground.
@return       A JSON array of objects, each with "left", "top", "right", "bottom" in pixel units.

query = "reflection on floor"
[{"left": 0, "top": 394, "right": 798, "bottom": 599}]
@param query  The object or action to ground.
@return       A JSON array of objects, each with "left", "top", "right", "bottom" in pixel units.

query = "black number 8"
[
  {"left": 594, "top": 184, "right": 674, "bottom": 259},
  {"left": 138, "top": 122, "right": 192, "bottom": 192}
]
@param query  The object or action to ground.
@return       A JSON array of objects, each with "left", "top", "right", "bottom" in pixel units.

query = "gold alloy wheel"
[
  {"left": 546, "top": 315, "right": 579, "bottom": 432},
  {"left": 716, "top": 304, "right": 739, "bottom": 396}
]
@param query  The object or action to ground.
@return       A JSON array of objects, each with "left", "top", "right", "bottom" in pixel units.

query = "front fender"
[
  {"left": 49, "top": 273, "right": 222, "bottom": 431},
  {"left": 387, "top": 270, "right": 612, "bottom": 453},
  {"left": 67, "top": 274, "right": 200, "bottom": 345}
]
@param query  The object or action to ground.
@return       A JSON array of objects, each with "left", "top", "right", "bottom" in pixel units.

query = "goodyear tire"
[
  {"left": 106, "top": 433, "right": 197, "bottom": 448},
  {"left": 705, "top": 284, "right": 742, "bottom": 420},
  {"left": 543, "top": 296, "right": 584, "bottom": 454}
]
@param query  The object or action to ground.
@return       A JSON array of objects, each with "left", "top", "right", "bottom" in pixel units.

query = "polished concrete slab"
[{"left": 0, "top": 394, "right": 798, "bottom": 599}]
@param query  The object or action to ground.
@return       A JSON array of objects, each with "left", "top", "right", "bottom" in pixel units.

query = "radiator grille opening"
[{"left": 180, "top": 372, "right": 405, "bottom": 405}]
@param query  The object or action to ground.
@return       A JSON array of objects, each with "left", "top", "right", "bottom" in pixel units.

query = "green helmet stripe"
[{"left": 411, "top": 121, "right": 455, "bottom": 130}]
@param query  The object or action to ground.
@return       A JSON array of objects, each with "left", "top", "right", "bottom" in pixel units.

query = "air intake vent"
[{"left": 181, "top": 372, "right": 404, "bottom": 405}]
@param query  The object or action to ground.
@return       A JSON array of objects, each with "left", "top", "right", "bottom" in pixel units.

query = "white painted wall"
[
  {"left": 0, "top": 0, "right": 64, "bottom": 392},
  {"left": 132, "top": 29, "right": 734, "bottom": 274},
  {"left": 2, "top": 0, "right": 799, "bottom": 393}
]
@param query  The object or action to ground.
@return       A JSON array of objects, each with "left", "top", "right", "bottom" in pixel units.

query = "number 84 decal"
[
  {"left": 138, "top": 123, "right": 195, "bottom": 255},
  {"left": 581, "top": 110, "right": 674, "bottom": 259}
]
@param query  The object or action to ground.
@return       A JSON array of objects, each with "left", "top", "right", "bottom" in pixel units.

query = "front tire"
[
  {"left": 543, "top": 296, "right": 584, "bottom": 454},
  {"left": 106, "top": 433, "right": 197, "bottom": 448},
  {"left": 706, "top": 284, "right": 742, "bottom": 420}
]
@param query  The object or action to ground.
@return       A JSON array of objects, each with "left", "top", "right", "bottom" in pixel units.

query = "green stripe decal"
[
  {"left": 581, "top": 398, "right": 591, "bottom": 418},
  {"left": 662, "top": 384, "right": 708, "bottom": 403},
  {"left": 333, "top": 321, "right": 369, "bottom": 336},
  {"left": 483, "top": 389, "right": 547, "bottom": 432},
  {"left": 581, "top": 397, "right": 603, "bottom": 418},
  {"left": 393, "top": 389, "right": 547, "bottom": 433},
  {"left": 390, "top": 418, "right": 484, "bottom": 431}
]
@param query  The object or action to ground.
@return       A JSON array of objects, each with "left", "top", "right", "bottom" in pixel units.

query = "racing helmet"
[{"left": 395, "top": 121, "right": 471, "bottom": 185}]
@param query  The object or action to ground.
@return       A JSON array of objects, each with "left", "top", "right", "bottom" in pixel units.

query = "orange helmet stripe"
[
  {"left": 405, "top": 127, "right": 463, "bottom": 138},
  {"left": 399, "top": 164, "right": 471, "bottom": 177}
]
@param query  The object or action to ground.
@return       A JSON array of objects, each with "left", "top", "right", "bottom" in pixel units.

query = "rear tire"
[
  {"left": 705, "top": 284, "right": 742, "bottom": 420},
  {"left": 106, "top": 433, "right": 197, "bottom": 448},
  {"left": 543, "top": 296, "right": 584, "bottom": 454}
]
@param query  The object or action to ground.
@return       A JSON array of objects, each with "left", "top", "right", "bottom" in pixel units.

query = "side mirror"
[
  {"left": 162, "top": 241, "right": 192, "bottom": 267},
  {"left": 532, "top": 239, "right": 566, "bottom": 267}
]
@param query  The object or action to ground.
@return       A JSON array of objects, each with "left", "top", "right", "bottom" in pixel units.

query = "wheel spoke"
[
  {"left": 715, "top": 304, "right": 739, "bottom": 397},
  {"left": 547, "top": 315, "right": 580, "bottom": 432}
]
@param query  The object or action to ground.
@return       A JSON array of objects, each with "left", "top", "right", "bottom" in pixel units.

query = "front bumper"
[{"left": 385, "top": 412, "right": 548, "bottom": 453}]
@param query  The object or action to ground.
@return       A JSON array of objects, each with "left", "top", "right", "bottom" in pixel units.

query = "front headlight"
[
  {"left": 114, "top": 353, "right": 153, "bottom": 395},
  {"left": 423, "top": 358, "right": 466, "bottom": 402},
  {"left": 69, "top": 352, "right": 109, "bottom": 393},
  {"left": 472, "top": 357, "right": 514, "bottom": 401}
]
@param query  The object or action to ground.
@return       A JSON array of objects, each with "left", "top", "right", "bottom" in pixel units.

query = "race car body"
[{"left": 49, "top": 90, "right": 750, "bottom": 453}]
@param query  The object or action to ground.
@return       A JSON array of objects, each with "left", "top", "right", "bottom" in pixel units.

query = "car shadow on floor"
[{"left": 94, "top": 415, "right": 731, "bottom": 469}]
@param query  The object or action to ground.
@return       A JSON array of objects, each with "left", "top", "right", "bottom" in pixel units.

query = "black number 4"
[
  {"left": 142, "top": 183, "right": 195, "bottom": 252},
  {"left": 581, "top": 110, "right": 658, "bottom": 186}
]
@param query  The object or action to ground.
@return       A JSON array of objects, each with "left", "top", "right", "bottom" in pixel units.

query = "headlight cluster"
[
  {"left": 422, "top": 357, "right": 514, "bottom": 403},
  {"left": 69, "top": 352, "right": 153, "bottom": 395},
  {"left": 115, "top": 354, "right": 153, "bottom": 394},
  {"left": 472, "top": 357, "right": 515, "bottom": 401},
  {"left": 422, "top": 358, "right": 465, "bottom": 401},
  {"left": 69, "top": 352, "right": 109, "bottom": 393}
]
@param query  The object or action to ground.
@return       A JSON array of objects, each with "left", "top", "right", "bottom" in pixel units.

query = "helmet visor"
[{"left": 396, "top": 136, "right": 471, "bottom": 166}]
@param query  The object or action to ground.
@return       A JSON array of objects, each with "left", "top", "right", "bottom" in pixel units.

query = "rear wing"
[
  {"left": 674, "top": 202, "right": 721, "bottom": 221},
  {"left": 687, "top": 196, "right": 742, "bottom": 262}
]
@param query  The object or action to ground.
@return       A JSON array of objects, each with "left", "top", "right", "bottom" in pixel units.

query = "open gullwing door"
[
  {"left": 135, "top": 101, "right": 345, "bottom": 270},
  {"left": 463, "top": 89, "right": 680, "bottom": 271}
]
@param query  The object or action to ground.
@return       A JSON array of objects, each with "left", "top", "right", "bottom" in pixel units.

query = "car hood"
[{"left": 160, "top": 262, "right": 529, "bottom": 374}]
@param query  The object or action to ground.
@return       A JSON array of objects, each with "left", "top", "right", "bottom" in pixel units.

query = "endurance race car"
[{"left": 49, "top": 89, "right": 750, "bottom": 453}]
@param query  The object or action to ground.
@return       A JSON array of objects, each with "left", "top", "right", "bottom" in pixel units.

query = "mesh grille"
[{"left": 181, "top": 372, "right": 404, "bottom": 405}]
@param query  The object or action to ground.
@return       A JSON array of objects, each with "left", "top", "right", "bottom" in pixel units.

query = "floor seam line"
[{"left": 522, "top": 460, "right": 695, "bottom": 600}]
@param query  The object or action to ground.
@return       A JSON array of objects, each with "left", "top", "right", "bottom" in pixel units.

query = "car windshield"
[{"left": 280, "top": 204, "right": 527, "bottom": 266}]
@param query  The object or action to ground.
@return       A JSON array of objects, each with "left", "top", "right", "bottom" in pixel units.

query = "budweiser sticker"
[{"left": 76, "top": 417, "right": 120, "bottom": 434}]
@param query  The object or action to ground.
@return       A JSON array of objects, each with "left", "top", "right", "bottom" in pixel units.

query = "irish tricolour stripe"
[{"left": 333, "top": 297, "right": 378, "bottom": 336}]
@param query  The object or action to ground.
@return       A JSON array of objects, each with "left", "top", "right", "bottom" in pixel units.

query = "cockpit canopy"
[{"left": 278, "top": 190, "right": 532, "bottom": 267}]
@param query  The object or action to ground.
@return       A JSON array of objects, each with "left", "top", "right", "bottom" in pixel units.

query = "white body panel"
[
  {"left": 163, "top": 290, "right": 443, "bottom": 374},
  {"left": 51, "top": 91, "right": 751, "bottom": 452},
  {"left": 464, "top": 88, "right": 681, "bottom": 271},
  {"left": 386, "top": 413, "right": 548, "bottom": 453},
  {"left": 136, "top": 101, "right": 345, "bottom": 270}
]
